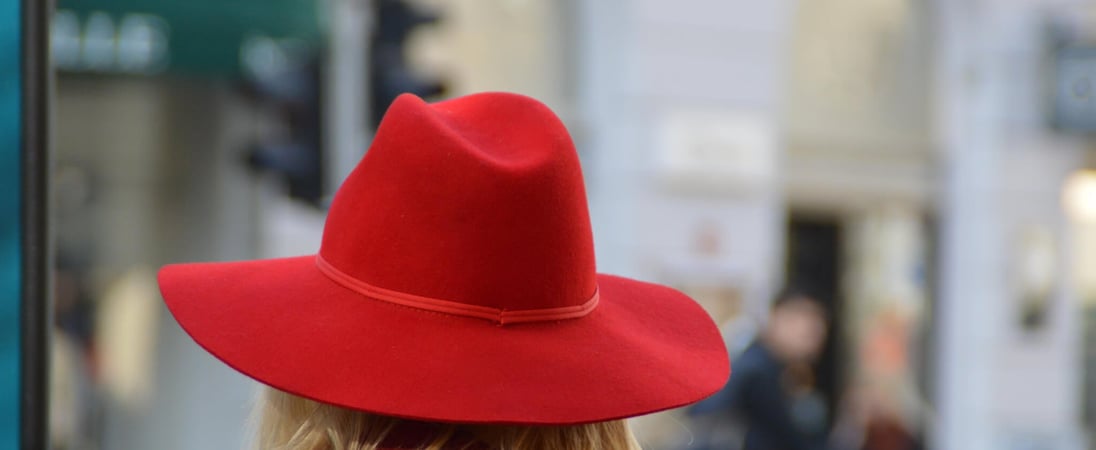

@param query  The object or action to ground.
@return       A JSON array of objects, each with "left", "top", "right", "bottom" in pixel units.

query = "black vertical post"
[{"left": 20, "top": 0, "right": 51, "bottom": 447}]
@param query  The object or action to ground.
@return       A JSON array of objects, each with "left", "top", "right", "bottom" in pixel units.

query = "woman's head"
[
  {"left": 159, "top": 93, "right": 729, "bottom": 447},
  {"left": 254, "top": 387, "right": 641, "bottom": 450}
]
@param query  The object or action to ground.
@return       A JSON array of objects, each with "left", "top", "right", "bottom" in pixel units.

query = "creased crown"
[{"left": 319, "top": 93, "right": 598, "bottom": 313}]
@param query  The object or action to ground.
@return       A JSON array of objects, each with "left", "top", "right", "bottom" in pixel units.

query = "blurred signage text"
[{"left": 52, "top": 0, "right": 322, "bottom": 77}]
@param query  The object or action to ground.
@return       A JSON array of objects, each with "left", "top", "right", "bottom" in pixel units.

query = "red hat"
[{"left": 158, "top": 92, "right": 729, "bottom": 425}]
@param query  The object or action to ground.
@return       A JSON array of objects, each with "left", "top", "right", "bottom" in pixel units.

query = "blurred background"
[{"left": 39, "top": 0, "right": 1096, "bottom": 449}]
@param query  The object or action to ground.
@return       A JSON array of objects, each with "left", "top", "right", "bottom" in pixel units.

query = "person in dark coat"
[{"left": 694, "top": 288, "right": 830, "bottom": 450}]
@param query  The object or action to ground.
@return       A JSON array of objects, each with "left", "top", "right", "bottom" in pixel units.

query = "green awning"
[{"left": 55, "top": 0, "right": 325, "bottom": 77}]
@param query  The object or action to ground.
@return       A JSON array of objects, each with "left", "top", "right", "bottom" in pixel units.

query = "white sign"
[{"left": 655, "top": 109, "right": 777, "bottom": 193}]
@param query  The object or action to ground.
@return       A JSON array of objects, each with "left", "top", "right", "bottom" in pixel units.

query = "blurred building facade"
[
  {"left": 48, "top": 0, "right": 1096, "bottom": 449},
  {"left": 569, "top": 0, "right": 1094, "bottom": 448},
  {"left": 934, "top": 1, "right": 1091, "bottom": 449}
]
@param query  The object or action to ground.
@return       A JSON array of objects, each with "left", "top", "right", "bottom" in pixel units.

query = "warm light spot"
[{"left": 1063, "top": 169, "right": 1096, "bottom": 223}]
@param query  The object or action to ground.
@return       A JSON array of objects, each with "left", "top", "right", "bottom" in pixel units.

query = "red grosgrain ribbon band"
[{"left": 315, "top": 255, "right": 599, "bottom": 325}]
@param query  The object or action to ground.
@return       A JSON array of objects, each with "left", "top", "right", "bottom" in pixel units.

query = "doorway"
[{"left": 785, "top": 216, "right": 846, "bottom": 427}]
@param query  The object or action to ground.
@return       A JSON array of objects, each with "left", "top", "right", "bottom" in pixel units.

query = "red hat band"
[{"left": 317, "top": 93, "right": 599, "bottom": 324}]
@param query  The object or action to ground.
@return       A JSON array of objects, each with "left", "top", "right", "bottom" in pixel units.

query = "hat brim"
[{"left": 158, "top": 255, "right": 729, "bottom": 425}]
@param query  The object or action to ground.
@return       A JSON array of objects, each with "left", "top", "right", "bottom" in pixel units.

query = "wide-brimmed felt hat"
[{"left": 158, "top": 92, "right": 729, "bottom": 425}]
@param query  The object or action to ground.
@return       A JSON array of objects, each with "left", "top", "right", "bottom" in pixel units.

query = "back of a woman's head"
[
  {"left": 255, "top": 388, "right": 642, "bottom": 450},
  {"left": 159, "top": 93, "right": 729, "bottom": 450}
]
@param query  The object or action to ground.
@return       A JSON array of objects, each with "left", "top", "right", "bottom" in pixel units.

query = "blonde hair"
[{"left": 254, "top": 387, "right": 642, "bottom": 450}]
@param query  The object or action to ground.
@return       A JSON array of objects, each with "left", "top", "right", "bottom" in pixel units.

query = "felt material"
[
  {"left": 157, "top": 92, "right": 730, "bottom": 425},
  {"left": 321, "top": 93, "right": 596, "bottom": 312}
]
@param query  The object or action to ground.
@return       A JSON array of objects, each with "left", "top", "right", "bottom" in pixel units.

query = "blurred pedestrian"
[
  {"left": 157, "top": 92, "right": 731, "bottom": 450},
  {"left": 694, "top": 287, "right": 831, "bottom": 450},
  {"left": 830, "top": 306, "right": 923, "bottom": 450}
]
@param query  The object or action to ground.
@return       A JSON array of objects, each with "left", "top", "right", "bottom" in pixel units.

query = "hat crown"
[{"left": 319, "top": 93, "right": 597, "bottom": 314}]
